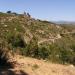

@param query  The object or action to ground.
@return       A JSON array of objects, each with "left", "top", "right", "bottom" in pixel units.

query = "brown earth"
[{"left": 1, "top": 55, "right": 75, "bottom": 75}]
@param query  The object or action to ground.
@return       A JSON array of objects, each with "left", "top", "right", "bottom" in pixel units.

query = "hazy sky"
[{"left": 0, "top": 0, "right": 75, "bottom": 21}]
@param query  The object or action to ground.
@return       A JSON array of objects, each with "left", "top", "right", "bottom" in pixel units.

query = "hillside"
[
  {"left": 0, "top": 12, "right": 62, "bottom": 43},
  {"left": 0, "top": 12, "right": 75, "bottom": 75}
]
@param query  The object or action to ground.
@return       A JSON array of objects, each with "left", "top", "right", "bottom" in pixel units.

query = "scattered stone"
[
  {"left": 4, "top": 25, "right": 8, "bottom": 27},
  {"left": 69, "top": 65, "right": 74, "bottom": 68}
]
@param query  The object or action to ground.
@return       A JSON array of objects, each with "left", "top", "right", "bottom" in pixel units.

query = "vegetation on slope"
[{"left": 0, "top": 11, "right": 75, "bottom": 65}]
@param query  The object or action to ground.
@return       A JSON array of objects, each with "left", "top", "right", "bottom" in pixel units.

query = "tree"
[{"left": 7, "top": 11, "right": 11, "bottom": 14}]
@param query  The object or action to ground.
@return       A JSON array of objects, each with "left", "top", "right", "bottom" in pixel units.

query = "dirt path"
[
  {"left": 38, "top": 34, "right": 61, "bottom": 44},
  {"left": 9, "top": 55, "right": 75, "bottom": 75}
]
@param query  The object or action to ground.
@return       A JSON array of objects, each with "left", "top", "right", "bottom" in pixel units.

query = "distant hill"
[{"left": 54, "top": 21, "right": 75, "bottom": 25}]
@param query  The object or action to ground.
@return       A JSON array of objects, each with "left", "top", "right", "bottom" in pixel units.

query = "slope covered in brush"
[{"left": 0, "top": 12, "right": 75, "bottom": 65}]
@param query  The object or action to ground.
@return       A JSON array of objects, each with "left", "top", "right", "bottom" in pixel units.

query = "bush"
[
  {"left": 7, "top": 11, "right": 11, "bottom": 14},
  {"left": 23, "top": 36, "right": 50, "bottom": 59},
  {"left": 38, "top": 46, "right": 50, "bottom": 59},
  {"left": 23, "top": 36, "right": 38, "bottom": 57},
  {"left": 7, "top": 33, "right": 26, "bottom": 48},
  {"left": 59, "top": 48, "right": 75, "bottom": 64}
]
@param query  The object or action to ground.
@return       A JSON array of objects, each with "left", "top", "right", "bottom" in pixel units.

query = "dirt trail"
[
  {"left": 38, "top": 34, "right": 61, "bottom": 44},
  {"left": 7, "top": 55, "right": 75, "bottom": 75}
]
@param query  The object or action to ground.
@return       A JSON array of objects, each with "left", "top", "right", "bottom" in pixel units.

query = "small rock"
[{"left": 4, "top": 25, "right": 8, "bottom": 27}]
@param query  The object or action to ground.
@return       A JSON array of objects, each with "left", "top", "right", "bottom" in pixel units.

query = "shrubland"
[{"left": 0, "top": 11, "right": 75, "bottom": 65}]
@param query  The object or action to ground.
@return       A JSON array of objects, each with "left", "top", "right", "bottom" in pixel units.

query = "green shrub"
[
  {"left": 32, "top": 64, "right": 39, "bottom": 70},
  {"left": 7, "top": 32, "right": 25, "bottom": 48},
  {"left": 24, "top": 36, "right": 38, "bottom": 57},
  {"left": 38, "top": 46, "right": 50, "bottom": 59}
]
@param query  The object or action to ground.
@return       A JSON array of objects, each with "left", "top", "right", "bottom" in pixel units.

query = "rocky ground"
[{"left": 0, "top": 55, "right": 75, "bottom": 75}]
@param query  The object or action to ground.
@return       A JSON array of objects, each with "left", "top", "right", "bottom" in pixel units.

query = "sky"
[{"left": 0, "top": 0, "right": 75, "bottom": 21}]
